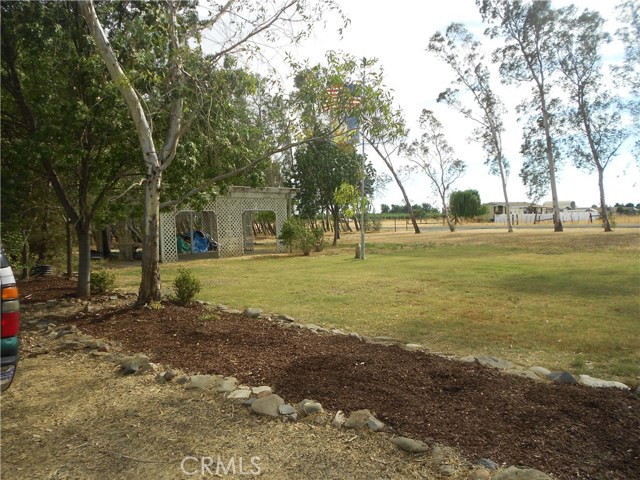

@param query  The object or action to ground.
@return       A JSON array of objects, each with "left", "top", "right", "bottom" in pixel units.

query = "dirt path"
[{"left": 1, "top": 330, "right": 463, "bottom": 480}]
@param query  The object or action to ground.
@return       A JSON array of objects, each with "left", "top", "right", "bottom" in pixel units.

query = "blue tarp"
[{"left": 180, "top": 230, "right": 218, "bottom": 253}]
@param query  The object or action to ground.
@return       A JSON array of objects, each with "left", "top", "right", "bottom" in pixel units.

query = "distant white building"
[{"left": 542, "top": 200, "right": 576, "bottom": 212}]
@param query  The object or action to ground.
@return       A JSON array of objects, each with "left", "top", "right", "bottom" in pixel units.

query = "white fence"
[{"left": 494, "top": 212, "right": 600, "bottom": 225}]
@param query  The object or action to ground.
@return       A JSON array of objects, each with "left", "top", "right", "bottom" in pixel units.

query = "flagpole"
[{"left": 359, "top": 57, "right": 366, "bottom": 260}]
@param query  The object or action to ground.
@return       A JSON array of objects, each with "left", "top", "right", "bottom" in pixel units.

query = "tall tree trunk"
[
  {"left": 366, "top": 138, "right": 420, "bottom": 234},
  {"left": 597, "top": 166, "right": 612, "bottom": 232},
  {"left": 138, "top": 173, "right": 162, "bottom": 304},
  {"left": 538, "top": 86, "right": 563, "bottom": 232},
  {"left": 76, "top": 224, "right": 91, "bottom": 297},
  {"left": 66, "top": 220, "right": 73, "bottom": 278},
  {"left": 442, "top": 202, "right": 455, "bottom": 232},
  {"left": 332, "top": 209, "right": 340, "bottom": 246},
  {"left": 21, "top": 239, "right": 29, "bottom": 281},
  {"left": 497, "top": 155, "right": 513, "bottom": 233}
]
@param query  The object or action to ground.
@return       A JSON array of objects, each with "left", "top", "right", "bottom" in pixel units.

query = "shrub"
[
  {"left": 278, "top": 219, "right": 325, "bottom": 255},
  {"left": 90, "top": 269, "right": 116, "bottom": 294},
  {"left": 172, "top": 267, "right": 202, "bottom": 305}
]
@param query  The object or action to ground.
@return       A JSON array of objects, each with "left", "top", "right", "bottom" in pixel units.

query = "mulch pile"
[{"left": 19, "top": 276, "right": 640, "bottom": 480}]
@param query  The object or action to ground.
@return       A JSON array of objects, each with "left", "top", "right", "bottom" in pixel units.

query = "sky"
[{"left": 279, "top": 0, "right": 639, "bottom": 210}]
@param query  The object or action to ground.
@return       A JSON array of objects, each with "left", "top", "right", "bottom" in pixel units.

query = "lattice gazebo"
[{"left": 159, "top": 187, "right": 295, "bottom": 263}]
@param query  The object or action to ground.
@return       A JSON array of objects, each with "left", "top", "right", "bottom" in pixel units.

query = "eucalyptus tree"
[
  {"left": 408, "top": 110, "right": 466, "bottom": 232},
  {"left": 615, "top": 0, "right": 640, "bottom": 158},
  {"left": 79, "top": 0, "right": 344, "bottom": 304},
  {"left": 1, "top": 1, "right": 138, "bottom": 296},
  {"left": 428, "top": 23, "right": 513, "bottom": 232},
  {"left": 554, "top": 6, "right": 628, "bottom": 232},
  {"left": 478, "top": 0, "right": 564, "bottom": 231}
]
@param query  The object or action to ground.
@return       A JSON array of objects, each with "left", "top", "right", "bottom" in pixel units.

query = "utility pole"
[{"left": 359, "top": 58, "right": 366, "bottom": 260}]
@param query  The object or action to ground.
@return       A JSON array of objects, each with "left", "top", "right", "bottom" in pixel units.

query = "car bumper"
[{"left": 1, "top": 336, "right": 19, "bottom": 391}]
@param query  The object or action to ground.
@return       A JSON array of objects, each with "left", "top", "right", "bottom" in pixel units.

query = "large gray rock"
[
  {"left": 227, "top": 389, "right": 251, "bottom": 400},
  {"left": 188, "top": 374, "right": 217, "bottom": 390},
  {"left": 120, "top": 354, "right": 151, "bottom": 374},
  {"left": 547, "top": 371, "right": 577, "bottom": 384},
  {"left": 391, "top": 436, "right": 429, "bottom": 454},
  {"left": 475, "top": 355, "right": 514, "bottom": 370},
  {"left": 214, "top": 376, "right": 238, "bottom": 393},
  {"left": 529, "top": 366, "right": 551, "bottom": 377},
  {"left": 366, "top": 416, "right": 385, "bottom": 432},
  {"left": 578, "top": 375, "right": 629, "bottom": 390},
  {"left": 243, "top": 307, "right": 262, "bottom": 318},
  {"left": 344, "top": 409, "right": 373, "bottom": 429},
  {"left": 278, "top": 404, "right": 296, "bottom": 415},
  {"left": 297, "top": 399, "right": 323, "bottom": 415},
  {"left": 251, "top": 394, "right": 284, "bottom": 417},
  {"left": 493, "top": 466, "right": 553, "bottom": 480}
]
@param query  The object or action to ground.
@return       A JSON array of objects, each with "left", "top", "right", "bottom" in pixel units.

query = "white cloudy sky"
[{"left": 281, "top": 0, "right": 639, "bottom": 210}]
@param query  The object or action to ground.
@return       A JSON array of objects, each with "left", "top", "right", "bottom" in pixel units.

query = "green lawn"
[{"left": 112, "top": 227, "right": 640, "bottom": 384}]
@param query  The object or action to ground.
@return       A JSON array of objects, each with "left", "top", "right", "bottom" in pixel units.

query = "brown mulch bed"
[{"left": 19, "top": 276, "right": 640, "bottom": 479}]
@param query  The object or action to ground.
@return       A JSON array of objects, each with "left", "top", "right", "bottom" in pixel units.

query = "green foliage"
[
  {"left": 278, "top": 218, "right": 325, "bottom": 255},
  {"left": 172, "top": 268, "right": 202, "bottom": 306},
  {"left": 90, "top": 270, "right": 116, "bottom": 294}
]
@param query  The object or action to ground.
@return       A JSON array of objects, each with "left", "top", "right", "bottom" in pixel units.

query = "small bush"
[
  {"left": 278, "top": 219, "right": 325, "bottom": 255},
  {"left": 90, "top": 270, "right": 116, "bottom": 294},
  {"left": 172, "top": 267, "right": 202, "bottom": 305}
]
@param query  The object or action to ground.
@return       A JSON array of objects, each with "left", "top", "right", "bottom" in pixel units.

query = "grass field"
[{"left": 111, "top": 226, "right": 640, "bottom": 385}]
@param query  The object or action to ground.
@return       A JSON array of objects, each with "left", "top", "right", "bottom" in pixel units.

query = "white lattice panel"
[
  {"left": 160, "top": 188, "right": 294, "bottom": 262},
  {"left": 160, "top": 212, "right": 178, "bottom": 262}
]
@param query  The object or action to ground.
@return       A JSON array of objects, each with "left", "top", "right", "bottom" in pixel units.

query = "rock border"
[{"left": 24, "top": 300, "right": 638, "bottom": 480}]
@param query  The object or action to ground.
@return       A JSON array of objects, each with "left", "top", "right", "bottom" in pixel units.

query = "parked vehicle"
[{"left": 1, "top": 245, "right": 20, "bottom": 391}]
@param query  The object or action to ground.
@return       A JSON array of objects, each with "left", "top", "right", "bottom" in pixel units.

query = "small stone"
[
  {"left": 635, "top": 385, "right": 640, "bottom": 396},
  {"left": 547, "top": 371, "right": 577, "bottom": 384},
  {"left": 120, "top": 354, "right": 150, "bottom": 374},
  {"left": 391, "top": 436, "right": 429, "bottom": 454},
  {"left": 175, "top": 375, "right": 190, "bottom": 385},
  {"left": 278, "top": 404, "right": 296, "bottom": 415},
  {"left": 459, "top": 355, "right": 476, "bottom": 363},
  {"left": 349, "top": 332, "right": 361, "bottom": 341},
  {"left": 277, "top": 314, "right": 295, "bottom": 323},
  {"left": 109, "top": 295, "right": 118, "bottom": 301},
  {"left": 578, "top": 374, "right": 629, "bottom": 390},
  {"left": 344, "top": 409, "right": 373, "bottom": 429},
  {"left": 300, "top": 400, "right": 323, "bottom": 415},
  {"left": 529, "top": 366, "right": 551, "bottom": 377},
  {"left": 305, "top": 324, "right": 327, "bottom": 333},
  {"left": 227, "top": 309, "right": 242, "bottom": 315},
  {"left": 244, "top": 307, "right": 262, "bottom": 318},
  {"left": 477, "top": 458, "right": 498, "bottom": 471},
  {"left": 227, "top": 389, "right": 251, "bottom": 400},
  {"left": 97, "top": 343, "right": 110, "bottom": 353},
  {"left": 241, "top": 398, "right": 256, "bottom": 408},
  {"left": 251, "top": 394, "right": 284, "bottom": 417},
  {"left": 504, "top": 369, "right": 541, "bottom": 381},
  {"left": 163, "top": 369, "right": 177, "bottom": 381},
  {"left": 216, "top": 304, "right": 228, "bottom": 311},
  {"left": 475, "top": 355, "right": 514, "bottom": 370},
  {"left": 493, "top": 466, "right": 553, "bottom": 480},
  {"left": 286, "top": 413, "right": 298, "bottom": 422},
  {"left": 47, "top": 299, "right": 57, "bottom": 308},
  {"left": 214, "top": 376, "right": 237, "bottom": 393},
  {"left": 468, "top": 468, "right": 491, "bottom": 480},
  {"left": 188, "top": 374, "right": 217, "bottom": 390},
  {"left": 252, "top": 386, "right": 273, "bottom": 397},
  {"left": 332, "top": 410, "right": 346, "bottom": 427},
  {"left": 404, "top": 343, "right": 424, "bottom": 351},
  {"left": 366, "top": 417, "right": 385, "bottom": 432}
]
